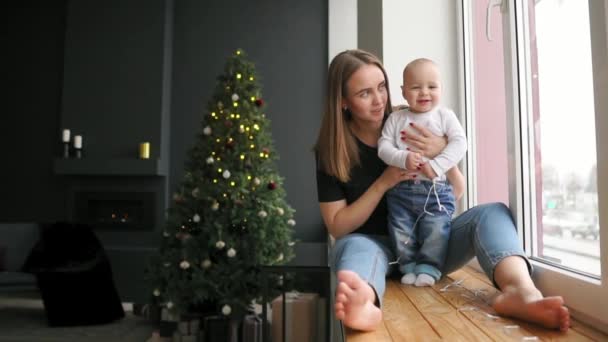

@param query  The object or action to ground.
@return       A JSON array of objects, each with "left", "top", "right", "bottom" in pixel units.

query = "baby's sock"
[
  {"left": 414, "top": 273, "right": 436, "bottom": 287},
  {"left": 401, "top": 273, "right": 417, "bottom": 285}
]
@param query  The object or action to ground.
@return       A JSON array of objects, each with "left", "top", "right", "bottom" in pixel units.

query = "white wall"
[
  {"left": 328, "top": 0, "right": 463, "bottom": 110},
  {"left": 382, "top": 0, "right": 461, "bottom": 109},
  {"left": 328, "top": 0, "right": 358, "bottom": 63}
]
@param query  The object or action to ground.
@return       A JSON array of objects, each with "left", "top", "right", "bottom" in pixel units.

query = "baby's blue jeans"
[{"left": 386, "top": 180, "right": 455, "bottom": 281}]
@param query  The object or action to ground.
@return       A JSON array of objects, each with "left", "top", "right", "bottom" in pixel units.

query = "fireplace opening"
[{"left": 74, "top": 191, "right": 156, "bottom": 231}]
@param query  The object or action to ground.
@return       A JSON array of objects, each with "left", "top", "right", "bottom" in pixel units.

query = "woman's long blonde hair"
[{"left": 314, "top": 49, "right": 393, "bottom": 182}]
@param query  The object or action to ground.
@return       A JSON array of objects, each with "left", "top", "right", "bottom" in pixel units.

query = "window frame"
[{"left": 483, "top": 0, "right": 608, "bottom": 330}]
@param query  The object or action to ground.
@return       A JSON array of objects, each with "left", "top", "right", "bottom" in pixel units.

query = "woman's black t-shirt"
[{"left": 316, "top": 139, "right": 388, "bottom": 235}]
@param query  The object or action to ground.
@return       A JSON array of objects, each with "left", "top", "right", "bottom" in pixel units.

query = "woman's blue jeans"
[{"left": 330, "top": 202, "right": 530, "bottom": 306}]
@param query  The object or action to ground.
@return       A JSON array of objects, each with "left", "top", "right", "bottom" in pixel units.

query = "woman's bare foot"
[
  {"left": 493, "top": 286, "right": 570, "bottom": 331},
  {"left": 334, "top": 270, "right": 382, "bottom": 331}
]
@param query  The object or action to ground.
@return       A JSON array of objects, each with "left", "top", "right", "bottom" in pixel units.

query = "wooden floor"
[{"left": 345, "top": 266, "right": 608, "bottom": 341}]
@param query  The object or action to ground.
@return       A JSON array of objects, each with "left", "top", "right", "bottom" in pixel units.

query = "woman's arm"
[
  {"left": 320, "top": 166, "right": 415, "bottom": 239},
  {"left": 401, "top": 123, "right": 447, "bottom": 159},
  {"left": 446, "top": 167, "right": 465, "bottom": 200}
]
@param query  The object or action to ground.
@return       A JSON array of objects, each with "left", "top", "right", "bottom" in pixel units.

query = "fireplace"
[
  {"left": 65, "top": 177, "right": 166, "bottom": 234},
  {"left": 74, "top": 191, "right": 155, "bottom": 231}
]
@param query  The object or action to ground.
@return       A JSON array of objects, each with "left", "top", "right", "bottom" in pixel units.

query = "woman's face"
[{"left": 342, "top": 64, "right": 387, "bottom": 126}]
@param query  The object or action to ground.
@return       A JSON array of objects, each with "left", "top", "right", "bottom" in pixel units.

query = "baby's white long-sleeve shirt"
[{"left": 378, "top": 107, "right": 467, "bottom": 180}]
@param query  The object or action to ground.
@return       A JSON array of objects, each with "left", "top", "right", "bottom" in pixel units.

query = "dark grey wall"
[
  {"left": 60, "top": 0, "right": 171, "bottom": 161},
  {"left": 169, "top": 0, "right": 327, "bottom": 241},
  {"left": 1, "top": 2, "right": 68, "bottom": 222},
  {"left": 2, "top": 1, "right": 327, "bottom": 241}
]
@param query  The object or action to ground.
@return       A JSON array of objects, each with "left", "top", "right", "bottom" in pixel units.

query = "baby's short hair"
[{"left": 403, "top": 58, "right": 437, "bottom": 77}]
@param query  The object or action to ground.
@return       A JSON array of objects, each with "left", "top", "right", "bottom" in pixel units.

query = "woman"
[{"left": 314, "top": 49, "right": 570, "bottom": 332}]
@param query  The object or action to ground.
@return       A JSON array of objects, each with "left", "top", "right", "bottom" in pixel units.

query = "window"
[{"left": 468, "top": 0, "right": 607, "bottom": 328}]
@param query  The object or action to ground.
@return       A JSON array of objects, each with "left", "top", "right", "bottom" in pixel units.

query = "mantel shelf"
[{"left": 53, "top": 158, "right": 167, "bottom": 176}]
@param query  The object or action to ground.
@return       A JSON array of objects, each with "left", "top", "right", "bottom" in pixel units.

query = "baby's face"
[{"left": 401, "top": 62, "right": 442, "bottom": 113}]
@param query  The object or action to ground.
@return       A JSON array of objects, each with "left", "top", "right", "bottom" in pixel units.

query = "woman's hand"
[
  {"left": 376, "top": 166, "right": 417, "bottom": 193},
  {"left": 401, "top": 123, "right": 447, "bottom": 159}
]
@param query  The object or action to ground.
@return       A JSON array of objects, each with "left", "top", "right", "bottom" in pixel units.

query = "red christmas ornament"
[
  {"left": 267, "top": 181, "right": 276, "bottom": 190},
  {"left": 262, "top": 147, "right": 270, "bottom": 154},
  {"left": 254, "top": 98, "right": 264, "bottom": 107},
  {"left": 224, "top": 120, "right": 233, "bottom": 127},
  {"left": 226, "top": 140, "right": 235, "bottom": 149}
]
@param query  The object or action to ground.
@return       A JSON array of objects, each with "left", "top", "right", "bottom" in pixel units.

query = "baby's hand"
[
  {"left": 406, "top": 152, "right": 422, "bottom": 171},
  {"left": 420, "top": 163, "right": 437, "bottom": 179}
]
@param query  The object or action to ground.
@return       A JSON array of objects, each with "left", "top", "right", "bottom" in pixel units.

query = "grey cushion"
[{"left": 0, "top": 223, "right": 40, "bottom": 272}]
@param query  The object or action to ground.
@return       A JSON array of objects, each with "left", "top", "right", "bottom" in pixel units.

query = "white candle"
[
  {"left": 74, "top": 135, "right": 82, "bottom": 149},
  {"left": 62, "top": 129, "right": 70, "bottom": 143}
]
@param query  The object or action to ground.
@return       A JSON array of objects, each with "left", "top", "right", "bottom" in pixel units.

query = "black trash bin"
[{"left": 23, "top": 222, "right": 125, "bottom": 326}]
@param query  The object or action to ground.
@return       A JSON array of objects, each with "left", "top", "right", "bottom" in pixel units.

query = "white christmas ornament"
[
  {"left": 166, "top": 301, "right": 174, "bottom": 309},
  {"left": 239, "top": 126, "right": 245, "bottom": 133},
  {"left": 221, "top": 304, "right": 232, "bottom": 316},
  {"left": 231, "top": 93, "right": 239, "bottom": 102},
  {"left": 203, "top": 126, "right": 212, "bottom": 135},
  {"left": 216, "top": 240, "right": 226, "bottom": 249},
  {"left": 251, "top": 301, "right": 263, "bottom": 315},
  {"left": 287, "top": 219, "right": 296, "bottom": 226},
  {"left": 193, "top": 214, "right": 200, "bottom": 223},
  {"left": 201, "top": 259, "right": 212, "bottom": 268},
  {"left": 222, "top": 170, "right": 231, "bottom": 179},
  {"left": 191, "top": 188, "right": 200, "bottom": 198},
  {"left": 206, "top": 157, "right": 214, "bottom": 164},
  {"left": 227, "top": 248, "right": 236, "bottom": 258},
  {"left": 211, "top": 201, "right": 219, "bottom": 211},
  {"left": 162, "top": 231, "right": 170, "bottom": 237},
  {"left": 276, "top": 253, "right": 284, "bottom": 262},
  {"left": 258, "top": 210, "right": 267, "bottom": 218},
  {"left": 276, "top": 207, "right": 284, "bottom": 216},
  {"left": 153, "top": 289, "right": 161, "bottom": 297},
  {"left": 253, "top": 177, "right": 261, "bottom": 186},
  {"left": 180, "top": 260, "right": 191, "bottom": 269}
]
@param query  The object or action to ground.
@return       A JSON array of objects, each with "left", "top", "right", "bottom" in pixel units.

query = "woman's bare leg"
[
  {"left": 335, "top": 270, "right": 383, "bottom": 331},
  {"left": 492, "top": 256, "right": 570, "bottom": 331}
]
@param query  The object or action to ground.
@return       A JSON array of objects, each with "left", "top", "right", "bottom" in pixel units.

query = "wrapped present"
[
  {"left": 271, "top": 292, "right": 319, "bottom": 342},
  {"left": 171, "top": 331, "right": 197, "bottom": 342},
  {"left": 242, "top": 314, "right": 263, "bottom": 342},
  {"left": 159, "top": 320, "right": 177, "bottom": 338},
  {"left": 316, "top": 297, "right": 327, "bottom": 341},
  {"left": 203, "top": 315, "right": 239, "bottom": 342},
  {"left": 177, "top": 315, "right": 201, "bottom": 335}
]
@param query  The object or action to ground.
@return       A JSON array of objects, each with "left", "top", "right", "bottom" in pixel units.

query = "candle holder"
[{"left": 63, "top": 143, "right": 70, "bottom": 158}]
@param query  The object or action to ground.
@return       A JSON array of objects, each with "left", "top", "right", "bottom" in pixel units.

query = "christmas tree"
[{"left": 147, "top": 49, "right": 296, "bottom": 318}]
